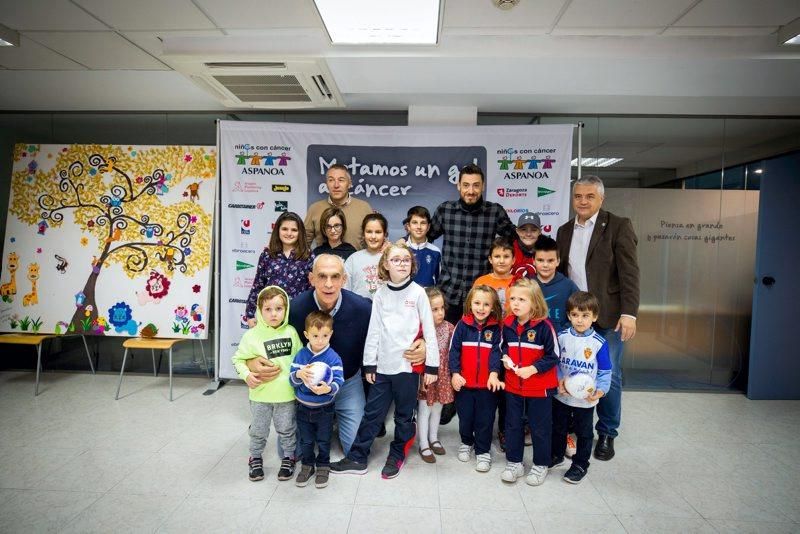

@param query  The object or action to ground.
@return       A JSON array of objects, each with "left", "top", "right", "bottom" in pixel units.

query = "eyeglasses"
[
  {"left": 388, "top": 257, "right": 412, "bottom": 266},
  {"left": 325, "top": 223, "right": 343, "bottom": 231}
]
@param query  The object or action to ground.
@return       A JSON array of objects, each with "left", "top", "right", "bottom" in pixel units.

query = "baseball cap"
[{"left": 517, "top": 212, "right": 541, "bottom": 228}]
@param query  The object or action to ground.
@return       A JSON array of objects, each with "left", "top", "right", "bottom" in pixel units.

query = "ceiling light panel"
[{"left": 314, "top": 0, "right": 441, "bottom": 44}]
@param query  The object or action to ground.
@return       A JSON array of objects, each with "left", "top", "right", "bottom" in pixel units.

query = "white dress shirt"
[{"left": 567, "top": 211, "right": 598, "bottom": 292}]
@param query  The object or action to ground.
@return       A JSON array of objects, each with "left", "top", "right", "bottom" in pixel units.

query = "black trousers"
[{"left": 552, "top": 398, "right": 594, "bottom": 470}]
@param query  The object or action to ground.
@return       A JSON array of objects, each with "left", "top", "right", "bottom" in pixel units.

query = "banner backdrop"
[
  {"left": 218, "top": 121, "right": 572, "bottom": 379},
  {"left": 0, "top": 144, "right": 216, "bottom": 339}
]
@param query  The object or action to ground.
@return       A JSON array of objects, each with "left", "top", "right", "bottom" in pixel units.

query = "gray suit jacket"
[{"left": 556, "top": 209, "right": 640, "bottom": 330}]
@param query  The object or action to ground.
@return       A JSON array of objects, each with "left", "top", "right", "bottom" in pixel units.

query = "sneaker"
[
  {"left": 566, "top": 434, "right": 577, "bottom": 458},
  {"left": 330, "top": 457, "right": 368, "bottom": 475},
  {"left": 500, "top": 461, "right": 525, "bottom": 483},
  {"left": 381, "top": 457, "right": 404, "bottom": 479},
  {"left": 295, "top": 464, "right": 315, "bottom": 487},
  {"left": 475, "top": 452, "right": 492, "bottom": 472},
  {"left": 315, "top": 466, "right": 330, "bottom": 488},
  {"left": 277, "top": 457, "right": 295, "bottom": 481},
  {"left": 248, "top": 457, "right": 264, "bottom": 482},
  {"left": 549, "top": 455, "right": 565, "bottom": 469},
  {"left": 525, "top": 464, "right": 548, "bottom": 486},
  {"left": 524, "top": 426, "right": 533, "bottom": 446},
  {"left": 497, "top": 431, "right": 506, "bottom": 453},
  {"left": 457, "top": 443, "right": 473, "bottom": 462},
  {"left": 563, "top": 464, "right": 587, "bottom": 484}
]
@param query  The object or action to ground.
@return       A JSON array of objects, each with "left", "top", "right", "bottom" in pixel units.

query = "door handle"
[{"left": 762, "top": 276, "right": 776, "bottom": 287}]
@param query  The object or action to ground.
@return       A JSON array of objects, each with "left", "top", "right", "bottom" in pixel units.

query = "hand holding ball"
[
  {"left": 304, "top": 361, "right": 333, "bottom": 387},
  {"left": 564, "top": 371, "right": 596, "bottom": 400}
]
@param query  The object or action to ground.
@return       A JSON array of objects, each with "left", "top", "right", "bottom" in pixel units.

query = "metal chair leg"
[
  {"left": 81, "top": 335, "right": 95, "bottom": 374},
  {"left": 116, "top": 348, "right": 129, "bottom": 400},
  {"left": 151, "top": 349, "right": 157, "bottom": 376},
  {"left": 169, "top": 348, "right": 174, "bottom": 401},
  {"left": 198, "top": 340, "right": 210, "bottom": 378},
  {"left": 34, "top": 343, "right": 42, "bottom": 396}
]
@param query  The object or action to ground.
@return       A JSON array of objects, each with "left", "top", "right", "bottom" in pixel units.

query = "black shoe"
[
  {"left": 563, "top": 464, "right": 587, "bottom": 484},
  {"left": 277, "top": 457, "right": 295, "bottom": 480},
  {"left": 549, "top": 455, "right": 565, "bottom": 469},
  {"left": 594, "top": 435, "right": 615, "bottom": 461},
  {"left": 439, "top": 402, "right": 456, "bottom": 425},
  {"left": 330, "top": 457, "right": 368, "bottom": 475},
  {"left": 248, "top": 457, "right": 264, "bottom": 482},
  {"left": 377, "top": 423, "right": 387, "bottom": 437},
  {"left": 381, "top": 457, "right": 403, "bottom": 479}
]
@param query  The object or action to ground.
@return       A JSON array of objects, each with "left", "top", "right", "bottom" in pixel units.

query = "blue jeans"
[
  {"left": 595, "top": 326, "right": 623, "bottom": 437},
  {"left": 297, "top": 403, "right": 335, "bottom": 467},
  {"left": 334, "top": 371, "right": 367, "bottom": 456}
]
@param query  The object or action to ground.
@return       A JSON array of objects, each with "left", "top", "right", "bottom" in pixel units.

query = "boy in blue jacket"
[
  {"left": 290, "top": 311, "right": 344, "bottom": 489},
  {"left": 534, "top": 235, "right": 579, "bottom": 333}
]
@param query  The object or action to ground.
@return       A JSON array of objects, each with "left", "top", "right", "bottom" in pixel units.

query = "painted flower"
[
  {"left": 192, "top": 284, "right": 201, "bottom": 293},
  {"left": 87, "top": 220, "right": 94, "bottom": 228},
  {"left": 184, "top": 154, "right": 193, "bottom": 162},
  {"left": 183, "top": 247, "right": 191, "bottom": 256},
  {"left": 190, "top": 215, "right": 197, "bottom": 223},
  {"left": 80, "top": 237, "right": 88, "bottom": 246},
  {"left": 36, "top": 248, "right": 41, "bottom": 254},
  {"left": 89, "top": 168, "right": 97, "bottom": 176},
  {"left": 135, "top": 176, "right": 143, "bottom": 183}
]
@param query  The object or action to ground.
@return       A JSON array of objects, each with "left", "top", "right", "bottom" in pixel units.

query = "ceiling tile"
[
  {"left": 193, "top": 0, "right": 320, "bottom": 29},
  {"left": 675, "top": 0, "right": 800, "bottom": 27},
  {"left": 559, "top": 0, "right": 697, "bottom": 27},
  {"left": 73, "top": 0, "right": 217, "bottom": 31},
  {"left": 0, "top": 0, "right": 108, "bottom": 30},
  {"left": 551, "top": 27, "right": 662, "bottom": 36},
  {"left": 444, "top": 0, "right": 567, "bottom": 29},
  {"left": 122, "top": 29, "right": 224, "bottom": 57},
  {"left": 25, "top": 32, "right": 168, "bottom": 70},
  {"left": 0, "top": 35, "right": 86, "bottom": 69}
]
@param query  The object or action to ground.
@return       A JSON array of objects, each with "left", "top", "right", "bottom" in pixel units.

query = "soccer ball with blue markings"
[{"left": 564, "top": 371, "right": 596, "bottom": 400}]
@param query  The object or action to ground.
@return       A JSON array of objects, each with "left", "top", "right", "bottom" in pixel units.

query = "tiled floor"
[{"left": 0, "top": 370, "right": 798, "bottom": 533}]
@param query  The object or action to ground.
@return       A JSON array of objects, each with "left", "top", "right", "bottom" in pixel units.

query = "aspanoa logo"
[
  {"left": 233, "top": 143, "right": 292, "bottom": 176},
  {"left": 497, "top": 147, "right": 557, "bottom": 180}
]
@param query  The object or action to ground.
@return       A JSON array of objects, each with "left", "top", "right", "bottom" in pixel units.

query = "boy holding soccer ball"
[
  {"left": 551, "top": 291, "right": 612, "bottom": 484},
  {"left": 290, "top": 311, "right": 344, "bottom": 488}
]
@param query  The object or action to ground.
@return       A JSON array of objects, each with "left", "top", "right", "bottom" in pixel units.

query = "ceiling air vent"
[{"left": 169, "top": 58, "right": 343, "bottom": 109}]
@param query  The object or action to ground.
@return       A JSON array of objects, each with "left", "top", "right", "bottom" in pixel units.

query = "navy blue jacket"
[{"left": 289, "top": 289, "right": 372, "bottom": 381}]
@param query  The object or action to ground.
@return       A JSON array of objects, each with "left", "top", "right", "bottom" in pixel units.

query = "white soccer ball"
[
  {"left": 305, "top": 361, "right": 333, "bottom": 386},
  {"left": 564, "top": 371, "right": 596, "bottom": 400}
]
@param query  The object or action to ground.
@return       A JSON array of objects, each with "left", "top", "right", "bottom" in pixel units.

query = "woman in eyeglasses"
[{"left": 313, "top": 206, "right": 357, "bottom": 261}]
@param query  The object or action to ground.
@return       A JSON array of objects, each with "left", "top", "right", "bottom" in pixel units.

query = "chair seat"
[
  {"left": 122, "top": 338, "right": 188, "bottom": 350},
  {"left": 0, "top": 334, "right": 55, "bottom": 346}
]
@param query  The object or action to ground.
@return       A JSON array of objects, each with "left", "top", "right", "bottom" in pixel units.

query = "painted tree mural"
[{"left": 8, "top": 144, "right": 215, "bottom": 335}]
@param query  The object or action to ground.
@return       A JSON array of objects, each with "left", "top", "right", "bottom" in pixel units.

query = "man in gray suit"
[{"left": 556, "top": 175, "right": 640, "bottom": 461}]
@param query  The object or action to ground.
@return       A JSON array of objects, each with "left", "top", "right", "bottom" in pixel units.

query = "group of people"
[{"left": 233, "top": 162, "right": 640, "bottom": 489}]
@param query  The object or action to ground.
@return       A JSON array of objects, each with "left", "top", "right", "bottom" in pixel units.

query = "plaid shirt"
[{"left": 428, "top": 198, "right": 515, "bottom": 306}]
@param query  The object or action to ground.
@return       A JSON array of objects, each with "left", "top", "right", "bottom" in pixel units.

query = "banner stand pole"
[
  {"left": 576, "top": 121, "right": 584, "bottom": 180},
  {"left": 204, "top": 119, "right": 226, "bottom": 395}
]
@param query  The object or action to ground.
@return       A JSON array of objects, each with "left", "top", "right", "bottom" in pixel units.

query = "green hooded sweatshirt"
[{"left": 232, "top": 285, "right": 301, "bottom": 403}]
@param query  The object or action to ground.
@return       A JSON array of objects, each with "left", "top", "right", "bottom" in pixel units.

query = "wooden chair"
[
  {"left": 115, "top": 337, "right": 209, "bottom": 401},
  {"left": 0, "top": 334, "right": 94, "bottom": 395}
]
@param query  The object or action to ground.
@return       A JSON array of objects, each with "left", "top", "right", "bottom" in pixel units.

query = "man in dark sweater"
[{"left": 246, "top": 254, "right": 426, "bottom": 455}]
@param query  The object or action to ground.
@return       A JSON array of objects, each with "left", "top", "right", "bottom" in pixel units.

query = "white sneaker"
[
  {"left": 457, "top": 443, "right": 473, "bottom": 462},
  {"left": 475, "top": 452, "right": 492, "bottom": 472},
  {"left": 501, "top": 461, "right": 525, "bottom": 483},
  {"left": 526, "top": 464, "right": 548, "bottom": 486}
]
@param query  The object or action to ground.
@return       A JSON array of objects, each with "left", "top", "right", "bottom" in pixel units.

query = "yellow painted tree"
[{"left": 10, "top": 144, "right": 216, "bottom": 334}]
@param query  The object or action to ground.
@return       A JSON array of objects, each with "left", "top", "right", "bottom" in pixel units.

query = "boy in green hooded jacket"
[{"left": 232, "top": 285, "right": 302, "bottom": 482}]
